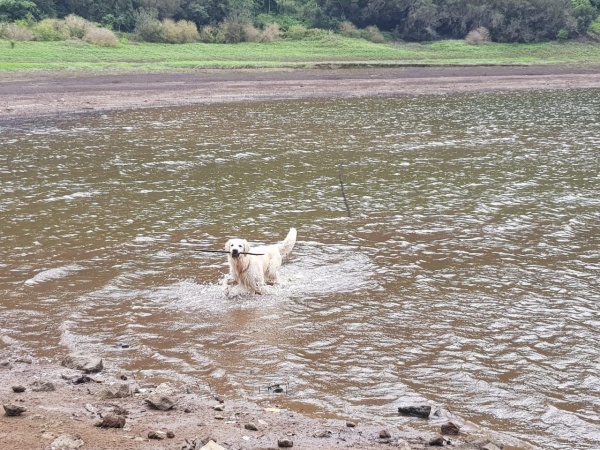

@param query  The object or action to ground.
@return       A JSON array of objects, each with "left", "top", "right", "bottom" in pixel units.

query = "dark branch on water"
[{"left": 339, "top": 162, "right": 352, "bottom": 218}]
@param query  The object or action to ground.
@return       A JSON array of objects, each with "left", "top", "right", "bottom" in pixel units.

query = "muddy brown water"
[{"left": 1, "top": 90, "right": 599, "bottom": 449}]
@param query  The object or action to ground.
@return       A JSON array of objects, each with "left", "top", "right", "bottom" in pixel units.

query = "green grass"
[{"left": 1, "top": 38, "right": 600, "bottom": 72}]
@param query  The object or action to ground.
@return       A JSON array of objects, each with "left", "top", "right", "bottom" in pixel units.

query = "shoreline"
[
  {"left": 0, "top": 356, "right": 534, "bottom": 450},
  {"left": 1, "top": 64, "right": 600, "bottom": 123}
]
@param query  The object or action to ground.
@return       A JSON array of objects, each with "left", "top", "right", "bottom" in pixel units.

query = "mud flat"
[{"left": 1, "top": 64, "right": 600, "bottom": 123}]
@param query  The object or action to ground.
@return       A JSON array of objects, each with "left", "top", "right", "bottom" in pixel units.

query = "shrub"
[
  {"left": 286, "top": 24, "right": 307, "bottom": 40},
  {"left": 1, "top": 22, "right": 33, "bottom": 40},
  {"left": 199, "top": 24, "right": 220, "bottom": 43},
  {"left": 133, "top": 9, "right": 162, "bottom": 42},
  {"left": 83, "top": 26, "right": 119, "bottom": 47},
  {"left": 177, "top": 19, "right": 199, "bottom": 43},
  {"left": 305, "top": 27, "right": 331, "bottom": 40},
  {"left": 361, "top": 25, "right": 385, "bottom": 43},
  {"left": 588, "top": 17, "right": 600, "bottom": 40},
  {"left": 222, "top": 19, "right": 245, "bottom": 43},
  {"left": 64, "top": 14, "right": 89, "bottom": 39},
  {"left": 339, "top": 21, "right": 361, "bottom": 39},
  {"left": 255, "top": 13, "right": 303, "bottom": 32},
  {"left": 160, "top": 19, "right": 199, "bottom": 43},
  {"left": 32, "top": 18, "right": 68, "bottom": 41},
  {"left": 556, "top": 28, "right": 569, "bottom": 40},
  {"left": 161, "top": 19, "right": 181, "bottom": 43},
  {"left": 261, "top": 23, "right": 281, "bottom": 42},
  {"left": 243, "top": 22, "right": 261, "bottom": 42},
  {"left": 465, "top": 26, "right": 491, "bottom": 44}
]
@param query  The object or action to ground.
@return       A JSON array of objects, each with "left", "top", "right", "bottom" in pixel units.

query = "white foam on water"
[{"left": 24, "top": 264, "right": 85, "bottom": 286}]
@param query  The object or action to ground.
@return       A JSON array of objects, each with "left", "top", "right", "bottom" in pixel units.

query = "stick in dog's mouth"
[{"left": 195, "top": 249, "right": 265, "bottom": 256}]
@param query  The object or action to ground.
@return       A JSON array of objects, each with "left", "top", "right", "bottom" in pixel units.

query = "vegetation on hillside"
[{"left": 1, "top": 0, "right": 600, "bottom": 45}]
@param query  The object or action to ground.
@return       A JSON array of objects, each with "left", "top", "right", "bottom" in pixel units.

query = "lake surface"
[{"left": 1, "top": 90, "right": 599, "bottom": 449}]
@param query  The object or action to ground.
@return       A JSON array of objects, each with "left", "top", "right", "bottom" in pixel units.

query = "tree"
[
  {"left": 0, "top": 0, "right": 40, "bottom": 21},
  {"left": 571, "top": 0, "right": 598, "bottom": 34}
]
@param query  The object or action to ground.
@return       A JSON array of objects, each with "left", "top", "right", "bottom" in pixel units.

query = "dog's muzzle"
[{"left": 231, "top": 249, "right": 240, "bottom": 258}]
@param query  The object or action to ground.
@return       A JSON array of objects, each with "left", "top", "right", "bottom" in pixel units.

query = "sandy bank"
[{"left": 1, "top": 64, "right": 599, "bottom": 123}]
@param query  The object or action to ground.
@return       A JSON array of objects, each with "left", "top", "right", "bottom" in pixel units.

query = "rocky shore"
[{"left": 0, "top": 353, "right": 533, "bottom": 450}]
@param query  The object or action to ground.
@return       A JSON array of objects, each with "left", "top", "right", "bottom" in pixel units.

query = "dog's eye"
[{"left": 238, "top": 245, "right": 242, "bottom": 248}]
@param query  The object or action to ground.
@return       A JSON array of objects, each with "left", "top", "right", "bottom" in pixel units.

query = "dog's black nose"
[{"left": 231, "top": 249, "right": 239, "bottom": 257}]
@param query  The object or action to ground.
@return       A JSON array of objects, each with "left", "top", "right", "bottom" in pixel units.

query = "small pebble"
[
  {"left": 11, "top": 386, "right": 26, "bottom": 393},
  {"left": 313, "top": 430, "right": 332, "bottom": 438},
  {"left": 346, "top": 421, "right": 356, "bottom": 428},
  {"left": 379, "top": 429, "right": 391, "bottom": 439},
  {"left": 441, "top": 421, "right": 460, "bottom": 435},
  {"left": 429, "top": 435, "right": 446, "bottom": 446},
  {"left": 148, "top": 430, "right": 167, "bottom": 440},
  {"left": 244, "top": 423, "right": 258, "bottom": 431},
  {"left": 95, "top": 413, "right": 126, "bottom": 428}
]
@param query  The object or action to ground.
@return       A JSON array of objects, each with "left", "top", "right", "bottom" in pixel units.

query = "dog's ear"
[
  {"left": 224, "top": 239, "right": 231, "bottom": 252},
  {"left": 243, "top": 240, "right": 250, "bottom": 254}
]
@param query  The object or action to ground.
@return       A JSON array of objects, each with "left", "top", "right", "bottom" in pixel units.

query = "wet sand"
[{"left": 0, "top": 358, "right": 532, "bottom": 450}]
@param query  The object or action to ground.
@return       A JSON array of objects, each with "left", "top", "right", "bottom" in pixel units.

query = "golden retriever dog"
[{"left": 223, "top": 228, "right": 296, "bottom": 296}]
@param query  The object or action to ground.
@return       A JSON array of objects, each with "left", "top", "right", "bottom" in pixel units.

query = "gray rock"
[
  {"left": 144, "top": 383, "right": 177, "bottom": 411},
  {"left": 145, "top": 394, "right": 175, "bottom": 411},
  {"left": 244, "top": 422, "right": 259, "bottom": 431},
  {"left": 441, "top": 421, "right": 460, "bottom": 435},
  {"left": 313, "top": 430, "right": 332, "bottom": 438},
  {"left": 379, "top": 429, "right": 391, "bottom": 439},
  {"left": 148, "top": 430, "right": 167, "bottom": 440},
  {"left": 397, "top": 439, "right": 412, "bottom": 450},
  {"left": 50, "top": 434, "right": 84, "bottom": 450},
  {"left": 278, "top": 438, "right": 294, "bottom": 448},
  {"left": 15, "top": 357, "right": 33, "bottom": 364},
  {"left": 199, "top": 441, "right": 226, "bottom": 450},
  {"left": 99, "top": 383, "right": 130, "bottom": 399},
  {"left": 61, "top": 352, "right": 103, "bottom": 373},
  {"left": 398, "top": 404, "right": 431, "bottom": 418},
  {"left": 11, "top": 385, "right": 26, "bottom": 393},
  {"left": 3, "top": 404, "right": 27, "bottom": 416},
  {"left": 346, "top": 421, "right": 356, "bottom": 427},
  {"left": 95, "top": 413, "right": 126, "bottom": 428},
  {"left": 482, "top": 444, "right": 502, "bottom": 450},
  {"left": 429, "top": 435, "right": 446, "bottom": 446},
  {"left": 31, "top": 381, "right": 55, "bottom": 392}
]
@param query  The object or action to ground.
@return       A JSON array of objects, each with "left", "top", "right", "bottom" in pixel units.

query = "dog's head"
[{"left": 225, "top": 238, "right": 250, "bottom": 258}]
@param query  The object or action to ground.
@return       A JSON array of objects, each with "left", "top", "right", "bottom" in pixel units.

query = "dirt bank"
[
  {"left": 1, "top": 64, "right": 599, "bottom": 123},
  {"left": 0, "top": 357, "right": 533, "bottom": 450}
]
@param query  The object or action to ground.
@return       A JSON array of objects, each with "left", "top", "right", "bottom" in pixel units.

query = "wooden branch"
[{"left": 339, "top": 162, "right": 352, "bottom": 218}]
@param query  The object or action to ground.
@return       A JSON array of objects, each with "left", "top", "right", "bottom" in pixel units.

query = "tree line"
[{"left": 1, "top": 0, "right": 600, "bottom": 42}]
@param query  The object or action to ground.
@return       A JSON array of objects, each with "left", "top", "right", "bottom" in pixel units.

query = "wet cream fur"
[{"left": 223, "top": 228, "right": 296, "bottom": 296}]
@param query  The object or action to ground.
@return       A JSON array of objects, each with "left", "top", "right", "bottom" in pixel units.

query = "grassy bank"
[{"left": 1, "top": 38, "right": 600, "bottom": 72}]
